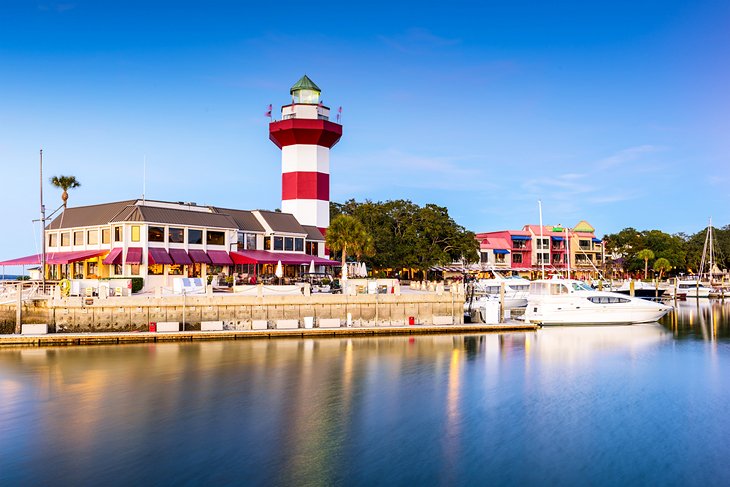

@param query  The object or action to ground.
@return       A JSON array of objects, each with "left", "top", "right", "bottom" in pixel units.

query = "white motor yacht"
[
  {"left": 473, "top": 276, "right": 530, "bottom": 308},
  {"left": 524, "top": 277, "right": 672, "bottom": 325},
  {"left": 676, "top": 280, "right": 711, "bottom": 298}
]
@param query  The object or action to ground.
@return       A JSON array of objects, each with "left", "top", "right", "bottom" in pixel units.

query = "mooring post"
[{"left": 15, "top": 282, "right": 22, "bottom": 334}]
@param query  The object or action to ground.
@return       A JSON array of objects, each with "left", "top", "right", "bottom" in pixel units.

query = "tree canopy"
[
  {"left": 50, "top": 175, "right": 81, "bottom": 208},
  {"left": 325, "top": 214, "right": 372, "bottom": 271},
  {"left": 331, "top": 199, "right": 478, "bottom": 272},
  {"left": 603, "top": 223, "right": 729, "bottom": 277}
]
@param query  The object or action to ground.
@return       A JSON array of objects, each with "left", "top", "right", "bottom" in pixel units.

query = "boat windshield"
[{"left": 572, "top": 282, "right": 594, "bottom": 291}]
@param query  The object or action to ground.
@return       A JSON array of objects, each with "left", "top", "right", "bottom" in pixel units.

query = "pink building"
[{"left": 476, "top": 221, "right": 604, "bottom": 278}]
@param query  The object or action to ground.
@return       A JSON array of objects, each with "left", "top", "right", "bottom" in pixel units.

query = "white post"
[
  {"left": 538, "top": 200, "right": 545, "bottom": 279},
  {"left": 15, "top": 282, "right": 22, "bottom": 334}
]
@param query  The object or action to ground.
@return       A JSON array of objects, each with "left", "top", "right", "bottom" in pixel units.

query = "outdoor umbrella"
[
  {"left": 361, "top": 262, "right": 367, "bottom": 278},
  {"left": 309, "top": 259, "right": 315, "bottom": 274},
  {"left": 275, "top": 260, "right": 283, "bottom": 284}
]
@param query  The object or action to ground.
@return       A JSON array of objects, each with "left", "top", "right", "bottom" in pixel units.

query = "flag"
[
  {"left": 318, "top": 100, "right": 323, "bottom": 108},
  {"left": 336, "top": 106, "right": 342, "bottom": 122},
  {"left": 265, "top": 104, "right": 272, "bottom": 118}
]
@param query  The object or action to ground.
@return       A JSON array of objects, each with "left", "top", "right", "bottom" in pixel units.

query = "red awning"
[
  {"left": 103, "top": 248, "right": 123, "bottom": 265},
  {"left": 208, "top": 250, "right": 233, "bottom": 265},
  {"left": 148, "top": 248, "right": 173, "bottom": 265},
  {"left": 188, "top": 249, "right": 211, "bottom": 264},
  {"left": 230, "top": 250, "right": 338, "bottom": 266},
  {"left": 126, "top": 247, "right": 143, "bottom": 264},
  {"left": 169, "top": 249, "right": 192, "bottom": 265}
]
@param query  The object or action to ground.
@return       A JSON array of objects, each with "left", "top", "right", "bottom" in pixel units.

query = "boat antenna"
[
  {"left": 565, "top": 226, "right": 571, "bottom": 279},
  {"left": 142, "top": 155, "right": 146, "bottom": 204},
  {"left": 538, "top": 200, "right": 545, "bottom": 279}
]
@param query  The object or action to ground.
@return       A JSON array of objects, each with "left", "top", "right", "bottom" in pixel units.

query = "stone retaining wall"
[{"left": 0, "top": 292, "right": 464, "bottom": 333}]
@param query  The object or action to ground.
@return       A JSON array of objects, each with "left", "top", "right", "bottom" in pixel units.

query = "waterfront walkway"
[{"left": 0, "top": 322, "right": 537, "bottom": 347}]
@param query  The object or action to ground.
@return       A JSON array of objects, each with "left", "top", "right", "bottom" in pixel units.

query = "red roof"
[{"left": 480, "top": 237, "right": 511, "bottom": 250}]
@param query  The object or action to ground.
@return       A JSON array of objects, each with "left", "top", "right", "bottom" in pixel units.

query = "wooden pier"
[{"left": 0, "top": 322, "right": 538, "bottom": 347}]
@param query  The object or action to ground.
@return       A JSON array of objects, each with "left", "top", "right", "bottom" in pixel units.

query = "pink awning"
[
  {"left": 0, "top": 250, "right": 110, "bottom": 266},
  {"left": 148, "top": 248, "right": 173, "bottom": 265},
  {"left": 188, "top": 249, "right": 211, "bottom": 264},
  {"left": 47, "top": 250, "right": 108, "bottom": 265},
  {"left": 169, "top": 249, "right": 192, "bottom": 265},
  {"left": 126, "top": 247, "right": 143, "bottom": 264},
  {"left": 103, "top": 248, "right": 123, "bottom": 265},
  {"left": 208, "top": 250, "right": 233, "bottom": 265}
]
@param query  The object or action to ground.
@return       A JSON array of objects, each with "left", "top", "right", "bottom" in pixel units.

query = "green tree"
[
  {"left": 50, "top": 175, "right": 81, "bottom": 209},
  {"left": 636, "top": 249, "right": 655, "bottom": 280},
  {"left": 653, "top": 257, "right": 672, "bottom": 279},
  {"left": 326, "top": 215, "right": 372, "bottom": 273}
]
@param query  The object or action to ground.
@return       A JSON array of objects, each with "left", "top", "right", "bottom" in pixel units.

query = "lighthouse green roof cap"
[{"left": 290, "top": 75, "right": 321, "bottom": 94}]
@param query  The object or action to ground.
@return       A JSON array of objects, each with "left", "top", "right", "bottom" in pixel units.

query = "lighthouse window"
[
  {"left": 284, "top": 237, "right": 294, "bottom": 251},
  {"left": 273, "top": 236, "right": 284, "bottom": 251},
  {"left": 295, "top": 238, "right": 304, "bottom": 252}
]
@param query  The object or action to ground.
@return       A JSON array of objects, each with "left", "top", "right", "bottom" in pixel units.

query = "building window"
[
  {"left": 579, "top": 240, "right": 591, "bottom": 250},
  {"left": 480, "top": 252, "right": 489, "bottom": 264},
  {"left": 188, "top": 229, "right": 203, "bottom": 245},
  {"left": 512, "top": 240, "right": 526, "bottom": 249},
  {"left": 495, "top": 254, "right": 506, "bottom": 264},
  {"left": 295, "top": 238, "right": 304, "bottom": 252},
  {"left": 284, "top": 237, "right": 294, "bottom": 251},
  {"left": 536, "top": 238, "right": 549, "bottom": 250},
  {"left": 168, "top": 264, "right": 184, "bottom": 275},
  {"left": 73, "top": 231, "right": 84, "bottom": 246},
  {"left": 306, "top": 242, "right": 318, "bottom": 255},
  {"left": 168, "top": 227, "right": 184, "bottom": 243},
  {"left": 61, "top": 232, "right": 70, "bottom": 246},
  {"left": 237, "top": 232, "right": 245, "bottom": 251},
  {"left": 264, "top": 237, "right": 271, "bottom": 250},
  {"left": 148, "top": 226, "right": 164, "bottom": 243},
  {"left": 130, "top": 264, "right": 140, "bottom": 276},
  {"left": 273, "top": 236, "right": 284, "bottom": 251},
  {"left": 148, "top": 264, "right": 163, "bottom": 275},
  {"left": 87, "top": 230, "right": 98, "bottom": 245},
  {"left": 102, "top": 228, "right": 110, "bottom": 244},
  {"left": 246, "top": 233, "right": 257, "bottom": 250},
  {"left": 87, "top": 261, "right": 98, "bottom": 278},
  {"left": 207, "top": 230, "right": 225, "bottom": 246},
  {"left": 48, "top": 233, "right": 57, "bottom": 247},
  {"left": 537, "top": 252, "right": 549, "bottom": 264},
  {"left": 114, "top": 226, "right": 123, "bottom": 242},
  {"left": 131, "top": 226, "right": 141, "bottom": 242},
  {"left": 113, "top": 264, "right": 123, "bottom": 275},
  {"left": 513, "top": 254, "right": 523, "bottom": 264}
]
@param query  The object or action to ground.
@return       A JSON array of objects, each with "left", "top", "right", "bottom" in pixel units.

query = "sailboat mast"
[
  {"left": 538, "top": 200, "right": 545, "bottom": 279},
  {"left": 40, "top": 149, "right": 46, "bottom": 291}
]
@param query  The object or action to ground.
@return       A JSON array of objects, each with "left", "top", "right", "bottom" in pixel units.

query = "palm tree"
[
  {"left": 326, "top": 215, "right": 372, "bottom": 274},
  {"left": 653, "top": 258, "right": 672, "bottom": 280},
  {"left": 50, "top": 175, "right": 81, "bottom": 209},
  {"left": 636, "top": 249, "right": 655, "bottom": 280}
]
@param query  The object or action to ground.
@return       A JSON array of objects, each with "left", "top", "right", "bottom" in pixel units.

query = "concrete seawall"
[{"left": 0, "top": 292, "right": 465, "bottom": 333}]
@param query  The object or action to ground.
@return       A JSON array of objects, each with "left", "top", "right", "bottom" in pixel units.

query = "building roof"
[
  {"left": 116, "top": 205, "right": 235, "bottom": 229},
  {"left": 302, "top": 225, "right": 325, "bottom": 241},
  {"left": 573, "top": 220, "right": 595, "bottom": 233},
  {"left": 290, "top": 74, "right": 320, "bottom": 94},
  {"left": 46, "top": 200, "right": 137, "bottom": 229},
  {"left": 479, "top": 237, "right": 511, "bottom": 250},
  {"left": 256, "top": 210, "right": 307, "bottom": 235},
  {"left": 213, "top": 208, "right": 265, "bottom": 233}
]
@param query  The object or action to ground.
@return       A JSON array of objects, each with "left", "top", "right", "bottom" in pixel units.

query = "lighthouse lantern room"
[{"left": 269, "top": 75, "right": 342, "bottom": 233}]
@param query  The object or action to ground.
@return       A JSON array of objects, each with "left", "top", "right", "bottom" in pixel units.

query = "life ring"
[{"left": 59, "top": 279, "right": 71, "bottom": 296}]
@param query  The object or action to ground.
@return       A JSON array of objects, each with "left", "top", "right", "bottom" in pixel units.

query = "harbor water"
[{"left": 2, "top": 299, "right": 730, "bottom": 485}]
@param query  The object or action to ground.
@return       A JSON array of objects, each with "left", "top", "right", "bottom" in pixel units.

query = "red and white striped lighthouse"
[{"left": 269, "top": 75, "right": 342, "bottom": 233}]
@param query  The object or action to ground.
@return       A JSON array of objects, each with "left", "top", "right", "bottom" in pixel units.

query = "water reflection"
[
  {"left": 1, "top": 316, "right": 730, "bottom": 485},
  {"left": 661, "top": 299, "right": 730, "bottom": 340}
]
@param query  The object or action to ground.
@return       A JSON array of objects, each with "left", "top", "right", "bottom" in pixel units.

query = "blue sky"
[{"left": 1, "top": 0, "right": 729, "bottom": 261}]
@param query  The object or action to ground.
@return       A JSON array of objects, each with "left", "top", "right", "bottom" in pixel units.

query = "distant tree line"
[
  {"left": 330, "top": 199, "right": 479, "bottom": 274},
  {"left": 603, "top": 224, "right": 730, "bottom": 277}
]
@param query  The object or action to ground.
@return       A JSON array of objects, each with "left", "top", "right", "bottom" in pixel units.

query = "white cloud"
[{"left": 596, "top": 145, "right": 663, "bottom": 169}]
